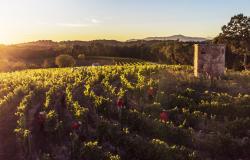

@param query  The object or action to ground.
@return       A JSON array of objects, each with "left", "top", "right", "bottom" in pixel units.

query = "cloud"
[
  {"left": 50, "top": 18, "right": 103, "bottom": 28},
  {"left": 56, "top": 23, "right": 90, "bottom": 27},
  {"left": 56, "top": 18, "right": 102, "bottom": 28},
  {"left": 91, "top": 18, "right": 101, "bottom": 24}
]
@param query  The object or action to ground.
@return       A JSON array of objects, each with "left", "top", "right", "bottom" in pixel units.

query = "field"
[
  {"left": 0, "top": 64, "right": 250, "bottom": 160},
  {"left": 85, "top": 56, "right": 150, "bottom": 66}
]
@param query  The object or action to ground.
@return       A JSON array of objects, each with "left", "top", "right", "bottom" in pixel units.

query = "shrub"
[
  {"left": 78, "top": 54, "right": 86, "bottom": 60},
  {"left": 81, "top": 141, "right": 105, "bottom": 160},
  {"left": 55, "top": 54, "right": 76, "bottom": 67},
  {"left": 43, "top": 59, "right": 55, "bottom": 68},
  {"left": 97, "top": 121, "right": 197, "bottom": 160}
]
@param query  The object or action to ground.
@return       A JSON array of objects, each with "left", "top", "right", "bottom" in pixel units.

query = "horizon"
[
  {"left": 0, "top": 0, "right": 250, "bottom": 44},
  {"left": 0, "top": 34, "right": 211, "bottom": 46}
]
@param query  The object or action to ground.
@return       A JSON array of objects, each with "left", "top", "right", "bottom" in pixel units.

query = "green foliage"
[
  {"left": 216, "top": 13, "right": 250, "bottom": 69},
  {"left": 0, "top": 64, "right": 250, "bottom": 160},
  {"left": 55, "top": 54, "right": 76, "bottom": 67},
  {"left": 220, "top": 14, "right": 250, "bottom": 54},
  {"left": 97, "top": 121, "right": 197, "bottom": 160},
  {"left": 159, "top": 41, "right": 194, "bottom": 64},
  {"left": 81, "top": 141, "right": 106, "bottom": 160}
]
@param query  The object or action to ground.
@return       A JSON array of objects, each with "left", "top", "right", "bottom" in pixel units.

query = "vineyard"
[
  {"left": 83, "top": 56, "right": 153, "bottom": 66},
  {"left": 0, "top": 64, "right": 250, "bottom": 160}
]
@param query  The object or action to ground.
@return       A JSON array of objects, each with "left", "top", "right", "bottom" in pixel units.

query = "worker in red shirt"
[
  {"left": 117, "top": 97, "right": 126, "bottom": 130},
  {"left": 116, "top": 97, "right": 124, "bottom": 110},
  {"left": 160, "top": 110, "right": 169, "bottom": 123},
  {"left": 71, "top": 121, "right": 82, "bottom": 130}
]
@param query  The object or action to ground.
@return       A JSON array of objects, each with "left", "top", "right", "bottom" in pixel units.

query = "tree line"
[{"left": 0, "top": 14, "right": 249, "bottom": 71}]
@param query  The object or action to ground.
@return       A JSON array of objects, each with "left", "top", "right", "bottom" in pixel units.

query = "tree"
[
  {"left": 217, "top": 14, "right": 250, "bottom": 70},
  {"left": 159, "top": 41, "right": 193, "bottom": 65},
  {"left": 55, "top": 54, "right": 76, "bottom": 68},
  {"left": 43, "top": 58, "right": 55, "bottom": 68}
]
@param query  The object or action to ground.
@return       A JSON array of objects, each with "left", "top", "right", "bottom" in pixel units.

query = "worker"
[
  {"left": 160, "top": 110, "right": 169, "bottom": 123},
  {"left": 71, "top": 121, "right": 82, "bottom": 130}
]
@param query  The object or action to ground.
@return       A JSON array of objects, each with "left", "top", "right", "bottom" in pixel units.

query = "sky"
[{"left": 0, "top": 0, "right": 249, "bottom": 44}]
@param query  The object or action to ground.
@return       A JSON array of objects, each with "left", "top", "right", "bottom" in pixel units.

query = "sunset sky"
[{"left": 0, "top": 0, "right": 249, "bottom": 44}]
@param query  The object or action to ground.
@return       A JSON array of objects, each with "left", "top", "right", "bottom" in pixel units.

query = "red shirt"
[
  {"left": 117, "top": 99, "right": 124, "bottom": 108},
  {"left": 160, "top": 111, "right": 168, "bottom": 122},
  {"left": 147, "top": 87, "right": 154, "bottom": 96},
  {"left": 71, "top": 121, "right": 81, "bottom": 130}
]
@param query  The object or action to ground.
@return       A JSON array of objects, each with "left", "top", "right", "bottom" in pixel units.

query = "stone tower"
[{"left": 194, "top": 44, "right": 225, "bottom": 77}]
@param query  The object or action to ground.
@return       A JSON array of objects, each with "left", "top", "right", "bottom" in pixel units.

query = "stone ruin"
[{"left": 194, "top": 44, "right": 225, "bottom": 78}]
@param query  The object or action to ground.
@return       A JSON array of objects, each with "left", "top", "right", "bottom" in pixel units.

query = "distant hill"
[
  {"left": 128, "top": 35, "right": 209, "bottom": 42},
  {"left": 15, "top": 40, "right": 58, "bottom": 48},
  {"left": 12, "top": 40, "right": 123, "bottom": 48}
]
